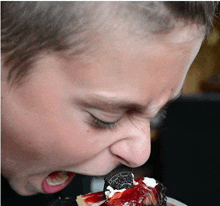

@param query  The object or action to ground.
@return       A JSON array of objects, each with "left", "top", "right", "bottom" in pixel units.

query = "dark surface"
[{"left": 157, "top": 93, "right": 220, "bottom": 206}]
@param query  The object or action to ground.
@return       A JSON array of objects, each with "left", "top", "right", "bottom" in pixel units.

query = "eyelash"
[
  {"left": 158, "top": 108, "right": 168, "bottom": 120},
  {"left": 150, "top": 106, "right": 168, "bottom": 129},
  {"left": 91, "top": 115, "right": 119, "bottom": 130}
]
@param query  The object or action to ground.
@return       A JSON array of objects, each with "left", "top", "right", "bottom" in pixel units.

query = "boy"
[{"left": 1, "top": 1, "right": 218, "bottom": 196}]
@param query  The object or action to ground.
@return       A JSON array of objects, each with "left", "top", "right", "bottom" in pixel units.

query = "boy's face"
[{"left": 1, "top": 26, "right": 204, "bottom": 195}]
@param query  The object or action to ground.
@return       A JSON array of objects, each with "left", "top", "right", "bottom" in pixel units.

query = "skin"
[{"left": 1, "top": 25, "right": 204, "bottom": 195}]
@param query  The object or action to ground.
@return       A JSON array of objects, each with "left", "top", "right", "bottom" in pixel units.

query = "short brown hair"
[{"left": 1, "top": 1, "right": 219, "bottom": 85}]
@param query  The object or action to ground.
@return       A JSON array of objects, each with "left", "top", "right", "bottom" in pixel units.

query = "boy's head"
[
  {"left": 1, "top": 2, "right": 218, "bottom": 196},
  {"left": 2, "top": 2, "right": 218, "bottom": 85}
]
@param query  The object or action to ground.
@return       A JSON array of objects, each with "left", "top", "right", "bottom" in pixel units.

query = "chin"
[
  {"left": 6, "top": 174, "right": 43, "bottom": 196},
  {"left": 9, "top": 182, "right": 39, "bottom": 196}
]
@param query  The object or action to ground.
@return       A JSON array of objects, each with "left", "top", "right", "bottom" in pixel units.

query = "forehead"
[
  {"left": 82, "top": 23, "right": 204, "bottom": 65},
  {"left": 54, "top": 27, "right": 202, "bottom": 99},
  {"left": 61, "top": 24, "right": 204, "bottom": 75}
]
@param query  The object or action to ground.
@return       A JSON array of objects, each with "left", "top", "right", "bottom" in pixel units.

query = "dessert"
[{"left": 76, "top": 166, "right": 167, "bottom": 206}]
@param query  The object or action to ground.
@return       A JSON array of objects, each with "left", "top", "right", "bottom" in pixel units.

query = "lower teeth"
[{"left": 46, "top": 171, "right": 69, "bottom": 186}]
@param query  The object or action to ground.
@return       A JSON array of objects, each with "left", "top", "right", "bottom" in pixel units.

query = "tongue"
[{"left": 42, "top": 171, "right": 75, "bottom": 194}]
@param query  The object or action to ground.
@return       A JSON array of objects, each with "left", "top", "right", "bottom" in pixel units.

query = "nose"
[{"left": 109, "top": 120, "right": 151, "bottom": 168}]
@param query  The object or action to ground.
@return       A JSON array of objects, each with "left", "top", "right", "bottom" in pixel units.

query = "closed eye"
[{"left": 90, "top": 114, "right": 119, "bottom": 130}]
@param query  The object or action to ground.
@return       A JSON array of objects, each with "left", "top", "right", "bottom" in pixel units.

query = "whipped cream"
[
  {"left": 142, "top": 177, "right": 157, "bottom": 188},
  {"left": 105, "top": 186, "right": 126, "bottom": 198}
]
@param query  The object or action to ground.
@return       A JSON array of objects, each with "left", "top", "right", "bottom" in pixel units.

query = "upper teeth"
[{"left": 46, "top": 171, "right": 69, "bottom": 186}]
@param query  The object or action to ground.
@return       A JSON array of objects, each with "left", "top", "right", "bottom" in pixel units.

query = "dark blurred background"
[
  {"left": 2, "top": 8, "right": 220, "bottom": 206},
  {"left": 149, "top": 93, "right": 220, "bottom": 206}
]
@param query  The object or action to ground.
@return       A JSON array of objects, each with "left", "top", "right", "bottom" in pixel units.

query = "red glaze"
[
  {"left": 82, "top": 191, "right": 105, "bottom": 203},
  {"left": 81, "top": 178, "right": 161, "bottom": 206}
]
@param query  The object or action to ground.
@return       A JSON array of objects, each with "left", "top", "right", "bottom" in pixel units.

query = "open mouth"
[{"left": 42, "top": 171, "right": 75, "bottom": 193}]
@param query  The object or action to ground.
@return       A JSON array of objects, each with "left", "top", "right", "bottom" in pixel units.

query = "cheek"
[
  {"left": 2, "top": 107, "right": 110, "bottom": 178},
  {"left": 1, "top": 132, "right": 45, "bottom": 178},
  {"left": 2, "top": 80, "right": 113, "bottom": 177},
  {"left": 52, "top": 118, "right": 110, "bottom": 162}
]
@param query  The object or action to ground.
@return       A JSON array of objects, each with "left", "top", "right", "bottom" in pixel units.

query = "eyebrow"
[
  {"left": 76, "top": 88, "right": 183, "bottom": 114},
  {"left": 77, "top": 94, "right": 147, "bottom": 112}
]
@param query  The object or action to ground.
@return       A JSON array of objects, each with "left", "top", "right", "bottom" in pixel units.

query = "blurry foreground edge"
[{"left": 166, "top": 197, "right": 187, "bottom": 206}]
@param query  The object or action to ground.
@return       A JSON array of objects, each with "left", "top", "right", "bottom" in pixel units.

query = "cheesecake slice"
[{"left": 76, "top": 177, "right": 167, "bottom": 206}]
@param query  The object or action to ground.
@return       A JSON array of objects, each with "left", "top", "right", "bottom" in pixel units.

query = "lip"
[{"left": 42, "top": 171, "right": 75, "bottom": 194}]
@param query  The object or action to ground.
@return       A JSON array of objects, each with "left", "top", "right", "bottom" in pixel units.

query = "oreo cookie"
[{"left": 104, "top": 165, "right": 134, "bottom": 194}]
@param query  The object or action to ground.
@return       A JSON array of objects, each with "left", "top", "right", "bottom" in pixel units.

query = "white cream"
[
  {"left": 105, "top": 186, "right": 126, "bottom": 198},
  {"left": 142, "top": 177, "right": 157, "bottom": 188},
  {"left": 133, "top": 177, "right": 157, "bottom": 188}
]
